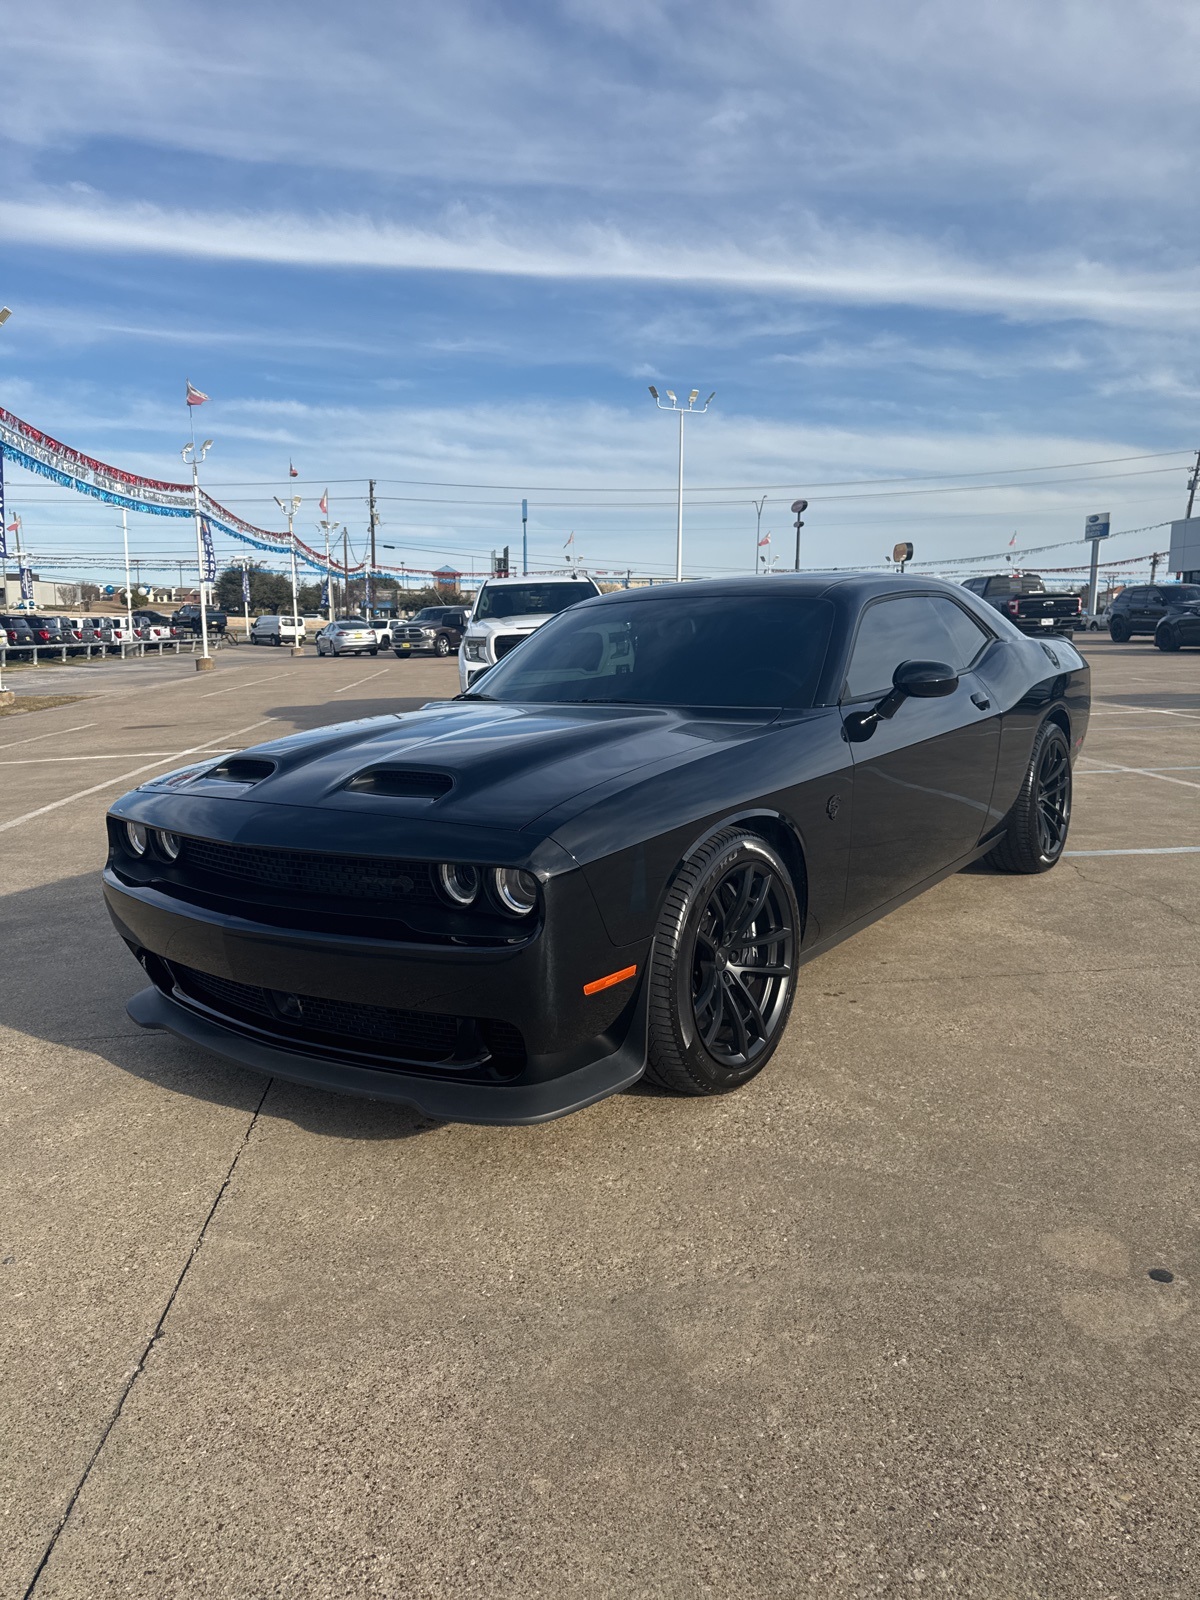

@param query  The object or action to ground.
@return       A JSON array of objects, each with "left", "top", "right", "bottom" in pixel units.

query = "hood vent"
[
  {"left": 205, "top": 757, "right": 277, "bottom": 784},
  {"left": 345, "top": 767, "right": 454, "bottom": 799}
]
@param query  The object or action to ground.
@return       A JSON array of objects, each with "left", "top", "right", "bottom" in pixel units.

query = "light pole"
[
  {"left": 274, "top": 495, "right": 303, "bottom": 653},
  {"left": 648, "top": 386, "right": 715, "bottom": 582},
  {"left": 753, "top": 495, "right": 767, "bottom": 573},
  {"left": 121, "top": 509, "right": 133, "bottom": 641},
  {"left": 318, "top": 520, "right": 340, "bottom": 621},
  {"left": 181, "top": 436, "right": 214, "bottom": 670}
]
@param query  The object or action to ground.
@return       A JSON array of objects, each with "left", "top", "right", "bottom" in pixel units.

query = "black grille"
[
  {"left": 168, "top": 962, "right": 525, "bottom": 1073},
  {"left": 179, "top": 837, "right": 439, "bottom": 905},
  {"left": 493, "top": 633, "right": 528, "bottom": 659}
]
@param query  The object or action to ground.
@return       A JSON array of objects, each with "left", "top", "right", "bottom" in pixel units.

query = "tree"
[{"left": 215, "top": 564, "right": 292, "bottom": 613}]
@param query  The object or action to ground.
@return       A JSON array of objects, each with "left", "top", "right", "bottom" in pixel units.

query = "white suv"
[{"left": 458, "top": 574, "right": 602, "bottom": 692}]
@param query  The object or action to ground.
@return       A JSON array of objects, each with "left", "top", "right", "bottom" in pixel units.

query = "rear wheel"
[
  {"left": 1109, "top": 617, "right": 1131, "bottom": 642},
  {"left": 1156, "top": 626, "right": 1181, "bottom": 653},
  {"left": 434, "top": 634, "right": 451, "bottom": 657},
  {"left": 644, "top": 830, "right": 799, "bottom": 1097},
  {"left": 987, "top": 721, "right": 1072, "bottom": 874}
]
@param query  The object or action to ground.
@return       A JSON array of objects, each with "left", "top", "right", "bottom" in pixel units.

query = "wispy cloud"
[{"left": 4, "top": 193, "right": 1200, "bottom": 329}]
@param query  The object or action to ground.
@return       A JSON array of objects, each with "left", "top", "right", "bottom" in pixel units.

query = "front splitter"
[{"left": 126, "top": 985, "right": 646, "bottom": 1126}]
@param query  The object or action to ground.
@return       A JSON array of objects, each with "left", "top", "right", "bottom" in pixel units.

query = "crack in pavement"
[{"left": 20, "top": 1078, "right": 274, "bottom": 1600}]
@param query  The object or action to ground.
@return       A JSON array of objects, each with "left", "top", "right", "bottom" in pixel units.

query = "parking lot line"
[
  {"left": 1077, "top": 765, "right": 1200, "bottom": 775},
  {"left": 0, "top": 717, "right": 275, "bottom": 835},
  {"left": 0, "top": 754, "right": 191, "bottom": 765},
  {"left": 0, "top": 721, "right": 96, "bottom": 751},
  {"left": 1065, "top": 846, "right": 1200, "bottom": 856},
  {"left": 200, "top": 671, "right": 295, "bottom": 698},
  {"left": 332, "top": 667, "right": 389, "bottom": 694},
  {"left": 1074, "top": 760, "right": 1200, "bottom": 791}
]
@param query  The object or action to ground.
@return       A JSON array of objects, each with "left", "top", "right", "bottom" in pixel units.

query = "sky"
[{"left": 1, "top": 0, "right": 1199, "bottom": 591}]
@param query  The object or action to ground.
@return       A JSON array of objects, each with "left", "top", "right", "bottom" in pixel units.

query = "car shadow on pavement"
[{"left": 0, "top": 869, "right": 443, "bottom": 1142}]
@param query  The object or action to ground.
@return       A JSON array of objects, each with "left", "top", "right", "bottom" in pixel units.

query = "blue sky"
[{"left": 2, "top": 0, "right": 1199, "bottom": 588}]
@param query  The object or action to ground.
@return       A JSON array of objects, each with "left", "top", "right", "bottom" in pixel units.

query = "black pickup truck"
[
  {"left": 961, "top": 573, "right": 1081, "bottom": 635},
  {"left": 171, "top": 604, "right": 228, "bottom": 636}
]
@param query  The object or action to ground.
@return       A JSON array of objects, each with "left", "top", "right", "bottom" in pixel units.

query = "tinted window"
[
  {"left": 1125, "top": 588, "right": 1148, "bottom": 602},
  {"left": 844, "top": 595, "right": 982, "bottom": 699},
  {"left": 930, "top": 597, "right": 991, "bottom": 670},
  {"left": 1167, "top": 586, "right": 1200, "bottom": 603},
  {"left": 474, "top": 583, "right": 596, "bottom": 621},
  {"left": 474, "top": 596, "right": 835, "bottom": 708}
]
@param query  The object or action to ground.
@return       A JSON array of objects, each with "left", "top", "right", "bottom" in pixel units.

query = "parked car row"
[{"left": 0, "top": 611, "right": 194, "bottom": 655}]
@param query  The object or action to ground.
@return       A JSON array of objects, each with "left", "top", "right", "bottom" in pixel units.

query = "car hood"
[
  {"left": 465, "top": 613, "right": 558, "bottom": 635},
  {"left": 143, "top": 700, "right": 777, "bottom": 831}
]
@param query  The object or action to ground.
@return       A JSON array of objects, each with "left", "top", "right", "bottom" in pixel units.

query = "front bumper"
[{"left": 103, "top": 869, "right": 651, "bottom": 1125}]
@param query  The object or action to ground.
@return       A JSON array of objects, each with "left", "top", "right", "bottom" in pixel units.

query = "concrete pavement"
[{"left": 2, "top": 639, "right": 1197, "bottom": 1598}]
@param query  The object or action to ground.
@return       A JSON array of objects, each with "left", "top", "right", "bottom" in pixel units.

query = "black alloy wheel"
[
  {"left": 645, "top": 829, "right": 799, "bottom": 1096},
  {"left": 987, "top": 721, "right": 1072, "bottom": 874},
  {"left": 1109, "top": 617, "right": 1131, "bottom": 642},
  {"left": 1156, "top": 625, "right": 1181, "bottom": 653},
  {"left": 435, "top": 633, "right": 451, "bottom": 657}
]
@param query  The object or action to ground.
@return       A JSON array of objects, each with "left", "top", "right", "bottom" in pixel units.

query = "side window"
[
  {"left": 962, "top": 579, "right": 985, "bottom": 595},
  {"left": 928, "top": 598, "right": 991, "bottom": 671},
  {"left": 1126, "top": 588, "right": 1147, "bottom": 603},
  {"left": 844, "top": 596, "right": 963, "bottom": 700}
]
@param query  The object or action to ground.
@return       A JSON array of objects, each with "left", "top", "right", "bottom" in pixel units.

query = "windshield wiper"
[{"left": 453, "top": 690, "right": 496, "bottom": 701}]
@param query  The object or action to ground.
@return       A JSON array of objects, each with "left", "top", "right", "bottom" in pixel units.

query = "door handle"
[{"left": 971, "top": 692, "right": 991, "bottom": 711}]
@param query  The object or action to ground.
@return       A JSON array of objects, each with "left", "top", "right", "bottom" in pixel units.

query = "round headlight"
[
  {"left": 438, "top": 862, "right": 480, "bottom": 906},
  {"left": 125, "top": 821, "right": 148, "bottom": 856},
  {"left": 492, "top": 867, "right": 538, "bottom": 916},
  {"left": 157, "top": 830, "right": 182, "bottom": 861}
]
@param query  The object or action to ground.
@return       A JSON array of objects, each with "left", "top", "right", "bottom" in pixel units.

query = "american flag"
[
  {"left": 289, "top": 461, "right": 299, "bottom": 478},
  {"left": 757, "top": 532, "right": 771, "bottom": 547},
  {"left": 319, "top": 488, "right": 329, "bottom": 515},
  {"left": 185, "top": 381, "right": 209, "bottom": 407}
]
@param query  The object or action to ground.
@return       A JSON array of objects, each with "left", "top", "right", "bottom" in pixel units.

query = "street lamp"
[
  {"left": 648, "top": 386, "right": 715, "bottom": 582},
  {"left": 318, "top": 519, "right": 339, "bottom": 622},
  {"left": 753, "top": 495, "right": 768, "bottom": 573},
  {"left": 181, "top": 437, "right": 215, "bottom": 670},
  {"left": 274, "top": 495, "right": 303, "bottom": 652}
]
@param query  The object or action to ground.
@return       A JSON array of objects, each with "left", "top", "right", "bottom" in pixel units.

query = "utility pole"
[
  {"left": 367, "top": 478, "right": 379, "bottom": 619},
  {"left": 1186, "top": 447, "right": 1200, "bottom": 520},
  {"left": 121, "top": 511, "right": 133, "bottom": 637},
  {"left": 343, "top": 526, "right": 350, "bottom": 614},
  {"left": 1150, "top": 551, "right": 1161, "bottom": 584},
  {"left": 522, "top": 498, "right": 529, "bottom": 575}
]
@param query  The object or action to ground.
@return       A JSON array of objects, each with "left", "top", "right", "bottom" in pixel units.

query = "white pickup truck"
[{"left": 457, "top": 574, "right": 602, "bottom": 691}]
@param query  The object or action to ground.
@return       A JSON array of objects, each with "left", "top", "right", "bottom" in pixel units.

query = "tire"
[
  {"left": 1109, "top": 618, "right": 1131, "bottom": 642},
  {"left": 987, "top": 721, "right": 1072, "bottom": 874},
  {"left": 643, "top": 829, "right": 799, "bottom": 1097},
  {"left": 1156, "top": 626, "right": 1181, "bottom": 653},
  {"left": 434, "top": 634, "right": 451, "bottom": 657},
  {"left": 369, "top": 647, "right": 378, "bottom": 656}
]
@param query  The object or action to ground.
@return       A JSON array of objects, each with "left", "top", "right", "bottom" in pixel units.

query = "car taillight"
[
  {"left": 5, "top": 630, "right": 14, "bottom": 643},
  {"left": 36, "top": 629, "right": 50, "bottom": 642},
  {"left": 1006, "top": 600, "right": 1020, "bottom": 615},
  {"left": 1074, "top": 598, "right": 1082, "bottom": 612}
]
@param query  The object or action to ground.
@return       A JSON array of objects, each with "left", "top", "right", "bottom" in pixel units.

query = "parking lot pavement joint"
[{"left": 18, "top": 1076, "right": 275, "bottom": 1600}]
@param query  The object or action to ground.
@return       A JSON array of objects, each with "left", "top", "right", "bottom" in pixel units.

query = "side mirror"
[
  {"left": 844, "top": 659, "right": 959, "bottom": 742},
  {"left": 892, "top": 659, "right": 959, "bottom": 699}
]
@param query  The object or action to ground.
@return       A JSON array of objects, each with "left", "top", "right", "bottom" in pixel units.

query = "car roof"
[
  {"left": 581, "top": 571, "right": 977, "bottom": 607},
  {"left": 476, "top": 573, "right": 599, "bottom": 586}
]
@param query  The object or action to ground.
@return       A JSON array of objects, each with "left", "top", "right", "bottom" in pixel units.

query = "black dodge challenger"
[{"left": 104, "top": 575, "right": 1089, "bottom": 1123}]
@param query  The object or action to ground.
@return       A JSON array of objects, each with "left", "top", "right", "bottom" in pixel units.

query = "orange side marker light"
[{"left": 583, "top": 964, "right": 637, "bottom": 997}]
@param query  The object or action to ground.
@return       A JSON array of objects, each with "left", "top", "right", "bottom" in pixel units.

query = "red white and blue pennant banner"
[{"left": 0, "top": 406, "right": 451, "bottom": 582}]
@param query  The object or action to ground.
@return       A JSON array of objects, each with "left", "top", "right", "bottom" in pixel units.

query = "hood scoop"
[
  {"left": 344, "top": 767, "right": 454, "bottom": 800},
  {"left": 204, "top": 757, "right": 278, "bottom": 785}
]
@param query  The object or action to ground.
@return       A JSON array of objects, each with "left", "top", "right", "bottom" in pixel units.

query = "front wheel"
[
  {"left": 987, "top": 721, "right": 1072, "bottom": 874},
  {"left": 1156, "top": 626, "right": 1181, "bottom": 653},
  {"left": 644, "top": 830, "right": 799, "bottom": 1097},
  {"left": 434, "top": 634, "right": 451, "bottom": 657}
]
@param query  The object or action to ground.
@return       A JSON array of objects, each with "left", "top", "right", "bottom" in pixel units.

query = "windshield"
[
  {"left": 1167, "top": 586, "right": 1200, "bottom": 604},
  {"left": 411, "top": 608, "right": 449, "bottom": 622},
  {"left": 473, "top": 582, "right": 594, "bottom": 621},
  {"left": 471, "top": 595, "right": 835, "bottom": 708}
]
